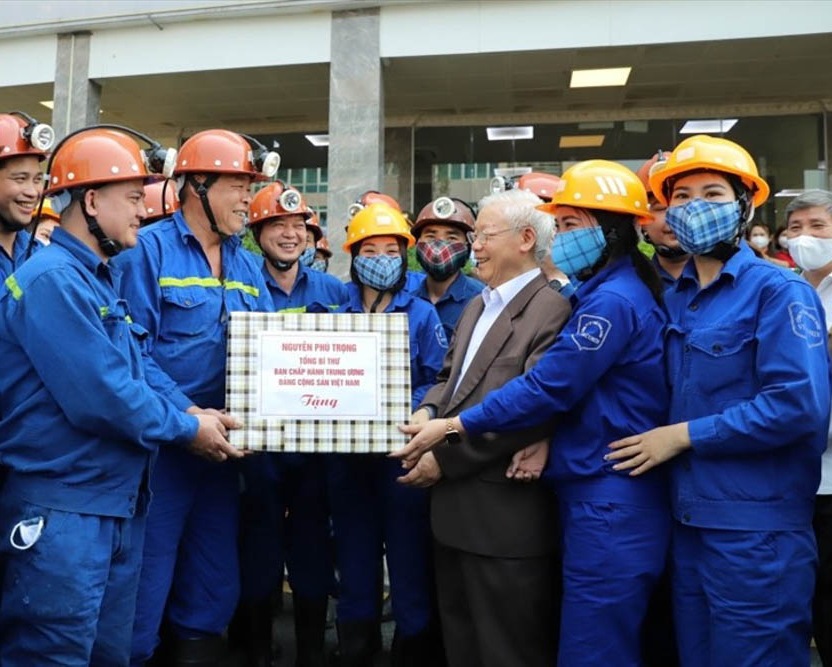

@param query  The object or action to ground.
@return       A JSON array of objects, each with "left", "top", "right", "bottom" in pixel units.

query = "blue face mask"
[
  {"left": 310, "top": 258, "right": 328, "bottom": 273},
  {"left": 665, "top": 199, "right": 742, "bottom": 255},
  {"left": 353, "top": 255, "right": 403, "bottom": 291},
  {"left": 551, "top": 226, "right": 607, "bottom": 277},
  {"left": 298, "top": 246, "right": 315, "bottom": 267}
]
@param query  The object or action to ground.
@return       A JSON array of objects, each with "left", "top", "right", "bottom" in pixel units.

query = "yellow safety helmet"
[
  {"left": 343, "top": 202, "right": 415, "bottom": 252},
  {"left": 539, "top": 159, "right": 652, "bottom": 225},
  {"left": 649, "top": 135, "right": 770, "bottom": 208}
]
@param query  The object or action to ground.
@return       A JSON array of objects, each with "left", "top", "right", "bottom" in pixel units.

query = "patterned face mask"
[
  {"left": 415, "top": 240, "right": 469, "bottom": 281},
  {"left": 550, "top": 226, "right": 607, "bottom": 277},
  {"left": 665, "top": 199, "right": 742, "bottom": 255},
  {"left": 353, "top": 255, "right": 403, "bottom": 291},
  {"left": 310, "top": 258, "right": 328, "bottom": 273},
  {"left": 298, "top": 246, "right": 316, "bottom": 267}
]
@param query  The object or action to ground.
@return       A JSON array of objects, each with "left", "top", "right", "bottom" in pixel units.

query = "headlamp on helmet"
[
  {"left": 489, "top": 176, "right": 509, "bottom": 194},
  {"left": 143, "top": 144, "right": 178, "bottom": 179},
  {"left": 431, "top": 196, "right": 456, "bottom": 219},
  {"left": 240, "top": 134, "right": 280, "bottom": 179},
  {"left": 347, "top": 202, "right": 364, "bottom": 218},
  {"left": 11, "top": 111, "right": 55, "bottom": 152},
  {"left": 280, "top": 188, "right": 302, "bottom": 212}
]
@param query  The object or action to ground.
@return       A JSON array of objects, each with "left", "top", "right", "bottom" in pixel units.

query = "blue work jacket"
[
  {"left": 113, "top": 212, "right": 273, "bottom": 410},
  {"left": 339, "top": 283, "right": 446, "bottom": 410},
  {"left": 460, "top": 258, "right": 669, "bottom": 505},
  {"left": 666, "top": 242, "right": 831, "bottom": 530},
  {"left": 0, "top": 230, "right": 34, "bottom": 280},
  {"left": 413, "top": 272, "right": 484, "bottom": 343},
  {"left": 0, "top": 229, "right": 198, "bottom": 517},
  {"left": 262, "top": 260, "right": 349, "bottom": 313}
]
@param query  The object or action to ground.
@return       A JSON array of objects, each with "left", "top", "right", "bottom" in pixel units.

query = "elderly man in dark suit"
[{"left": 398, "top": 188, "right": 571, "bottom": 667}]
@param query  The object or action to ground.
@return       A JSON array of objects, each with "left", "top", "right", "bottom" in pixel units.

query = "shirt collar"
[
  {"left": 344, "top": 282, "right": 414, "bottom": 312},
  {"left": 49, "top": 227, "right": 114, "bottom": 280},
  {"left": 171, "top": 209, "right": 242, "bottom": 252},
  {"left": 674, "top": 240, "right": 752, "bottom": 292},
  {"left": 261, "top": 259, "right": 308, "bottom": 291},
  {"left": 481, "top": 267, "right": 540, "bottom": 308}
]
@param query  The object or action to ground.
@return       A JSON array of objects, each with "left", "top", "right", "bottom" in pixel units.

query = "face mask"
[
  {"left": 353, "top": 255, "right": 403, "bottom": 291},
  {"left": 298, "top": 246, "right": 315, "bottom": 267},
  {"left": 415, "top": 240, "right": 469, "bottom": 281},
  {"left": 787, "top": 235, "right": 832, "bottom": 271},
  {"left": 310, "top": 258, "right": 328, "bottom": 273},
  {"left": 749, "top": 234, "right": 769, "bottom": 250},
  {"left": 779, "top": 236, "right": 789, "bottom": 249},
  {"left": 665, "top": 199, "right": 742, "bottom": 255},
  {"left": 550, "top": 226, "right": 607, "bottom": 277}
]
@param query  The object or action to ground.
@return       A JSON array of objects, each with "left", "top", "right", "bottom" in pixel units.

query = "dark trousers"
[
  {"left": 434, "top": 541, "right": 559, "bottom": 667},
  {"left": 815, "top": 495, "right": 832, "bottom": 666}
]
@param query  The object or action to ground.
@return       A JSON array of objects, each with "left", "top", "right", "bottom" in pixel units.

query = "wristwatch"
[{"left": 444, "top": 418, "right": 462, "bottom": 445}]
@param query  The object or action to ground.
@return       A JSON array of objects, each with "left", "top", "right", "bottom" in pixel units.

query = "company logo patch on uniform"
[
  {"left": 435, "top": 323, "right": 449, "bottom": 349},
  {"left": 789, "top": 302, "right": 824, "bottom": 347},
  {"left": 571, "top": 314, "right": 612, "bottom": 351}
]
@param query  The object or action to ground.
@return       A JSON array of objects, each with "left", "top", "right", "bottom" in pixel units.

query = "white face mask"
[
  {"left": 788, "top": 235, "right": 832, "bottom": 271},
  {"left": 749, "top": 234, "right": 769, "bottom": 250}
]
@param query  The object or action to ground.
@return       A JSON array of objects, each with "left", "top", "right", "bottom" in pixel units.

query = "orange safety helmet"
[
  {"left": 411, "top": 196, "right": 476, "bottom": 238},
  {"left": 306, "top": 209, "right": 323, "bottom": 242},
  {"left": 343, "top": 202, "right": 415, "bottom": 252},
  {"left": 248, "top": 181, "right": 312, "bottom": 226},
  {"left": 143, "top": 180, "right": 180, "bottom": 221},
  {"left": 175, "top": 130, "right": 279, "bottom": 181},
  {"left": 649, "top": 135, "right": 770, "bottom": 208},
  {"left": 636, "top": 151, "right": 671, "bottom": 197},
  {"left": 539, "top": 159, "right": 652, "bottom": 225},
  {"left": 0, "top": 112, "right": 54, "bottom": 162},
  {"left": 316, "top": 235, "right": 332, "bottom": 258},
  {"left": 45, "top": 128, "right": 164, "bottom": 196},
  {"left": 347, "top": 190, "right": 401, "bottom": 219},
  {"left": 516, "top": 172, "right": 561, "bottom": 202}
]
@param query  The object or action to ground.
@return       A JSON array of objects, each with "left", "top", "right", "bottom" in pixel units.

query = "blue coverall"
[
  {"left": 238, "top": 261, "right": 349, "bottom": 604},
  {"left": 665, "top": 242, "right": 831, "bottom": 667},
  {"left": 112, "top": 212, "right": 273, "bottom": 663},
  {"left": 412, "top": 270, "right": 484, "bottom": 343},
  {"left": 460, "top": 257, "right": 671, "bottom": 667},
  {"left": 0, "top": 228, "right": 198, "bottom": 666},
  {"left": 326, "top": 283, "right": 446, "bottom": 637}
]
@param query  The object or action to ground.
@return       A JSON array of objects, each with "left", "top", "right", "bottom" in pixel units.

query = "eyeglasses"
[{"left": 466, "top": 227, "right": 516, "bottom": 245}]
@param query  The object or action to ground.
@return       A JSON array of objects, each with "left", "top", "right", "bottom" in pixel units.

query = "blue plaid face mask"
[
  {"left": 310, "top": 258, "right": 328, "bottom": 273},
  {"left": 665, "top": 199, "right": 742, "bottom": 255},
  {"left": 353, "top": 255, "right": 403, "bottom": 290},
  {"left": 551, "top": 226, "right": 607, "bottom": 277},
  {"left": 298, "top": 246, "right": 315, "bottom": 267}
]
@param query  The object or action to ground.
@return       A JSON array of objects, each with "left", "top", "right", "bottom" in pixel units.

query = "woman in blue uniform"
[
  {"left": 607, "top": 135, "right": 831, "bottom": 667},
  {"left": 396, "top": 160, "right": 671, "bottom": 667},
  {"left": 327, "top": 202, "right": 447, "bottom": 666}
]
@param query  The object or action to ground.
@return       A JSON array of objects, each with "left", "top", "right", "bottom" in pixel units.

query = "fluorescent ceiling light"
[
  {"left": 39, "top": 100, "right": 54, "bottom": 110},
  {"left": 679, "top": 119, "right": 738, "bottom": 134},
  {"left": 570, "top": 67, "right": 631, "bottom": 88},
  {"left": 559, "top": 134, "right": 605, "bottom": 148},
  {"left": 578, "top": 121, "right": 614, "bottom": 130},
  {"left": 486, "top": 126, "right": 533, "bottom": 141},
  {"left": 305, "top": 134, "right": 329, "bottom": 147},
  {"left": 774, "top": 189, "right": 805, "bottom": 198}
]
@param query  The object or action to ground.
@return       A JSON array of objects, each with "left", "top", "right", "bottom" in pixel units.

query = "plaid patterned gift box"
[{"left": 226, "top": 312, "right": 411, "bottom": 453}]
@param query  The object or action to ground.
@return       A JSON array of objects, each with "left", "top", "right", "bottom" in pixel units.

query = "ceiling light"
[
  {"left": 305, "top": 134, "right": 329, "bottom": 147},
  {"left": 679, "top": 119, "right": 738, "bottom": 134},
  {"left": 570, "top": 67, "right": 631, "bottom": 88},
  {"left": 577, "top": 121, "right": 614, "bottom": 130},
  {"left": 559, "top": 135, "right": 605, "bottom": 148},
  {"left": 774, "top": 189, "right": 805, "bottom": 198},
  {"left": 486, "top": 126, "right": 533, "bottom": 141},
  {"left": 39, "top": 100, "right": 54, "bottom": 110}
]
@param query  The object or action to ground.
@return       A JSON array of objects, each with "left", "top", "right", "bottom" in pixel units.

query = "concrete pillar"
[
  {"left": 384, "top": 127, "right": 414, "bottom": 215},
  {"left": 326, "top": 8, "right": 382, "bottom": 280},
  {"left": 52, "top": 32, "right": 101, "bottom": 139}
]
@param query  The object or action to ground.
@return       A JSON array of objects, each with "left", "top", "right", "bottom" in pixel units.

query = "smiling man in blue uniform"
[
  {"left": 608, "top": 135, "right": 832, "bottom": 667},
  {"left": 0, "top": 126, "right": 238, "bottom": 666},
  {"left": 113, "top": 129, "right": 276, "bottom": 665}
]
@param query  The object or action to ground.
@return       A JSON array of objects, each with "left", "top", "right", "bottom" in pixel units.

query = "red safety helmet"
[
  {"left": 411, "top": 197, "right": 476, "bottom": 238},
  {"left": 0, "top": 112, "right": 54, "bottom": 163},
  {"left": 248, "top": 181, "right": 313, "bottom": 227}
]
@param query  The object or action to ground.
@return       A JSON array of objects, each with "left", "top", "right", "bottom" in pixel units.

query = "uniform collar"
[
  {"left": 171, "top": 209, "right": 242, "bottom": 252},
  {"left": 261, "top": 259, "right": 309, "bottom": 292},
  {"left": 49, "top": 227, "right": 115, "bottom": 280},
  {"left": 675, "top": 240, "right": 752, "bottom": 292},
  {"left": 574, "top": 257, "right": 630, "bottom": 301},
  {"left": 345, "top": 282, "right": 414, "bottom": 312}
]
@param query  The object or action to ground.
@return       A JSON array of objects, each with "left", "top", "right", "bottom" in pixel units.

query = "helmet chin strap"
[
  {"left": 189, "top": 175, "right": 226, "bottom": 238},
  {"left": 79, "top": 192, "right": 122, "bottom": 258},
  {"left": 267, "top": 256, "right": 297, "bottom": 272}
]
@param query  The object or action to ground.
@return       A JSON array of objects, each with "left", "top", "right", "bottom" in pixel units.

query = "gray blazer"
[{"left": 422, "top": 272, "right": 572, "bottom": 558}]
